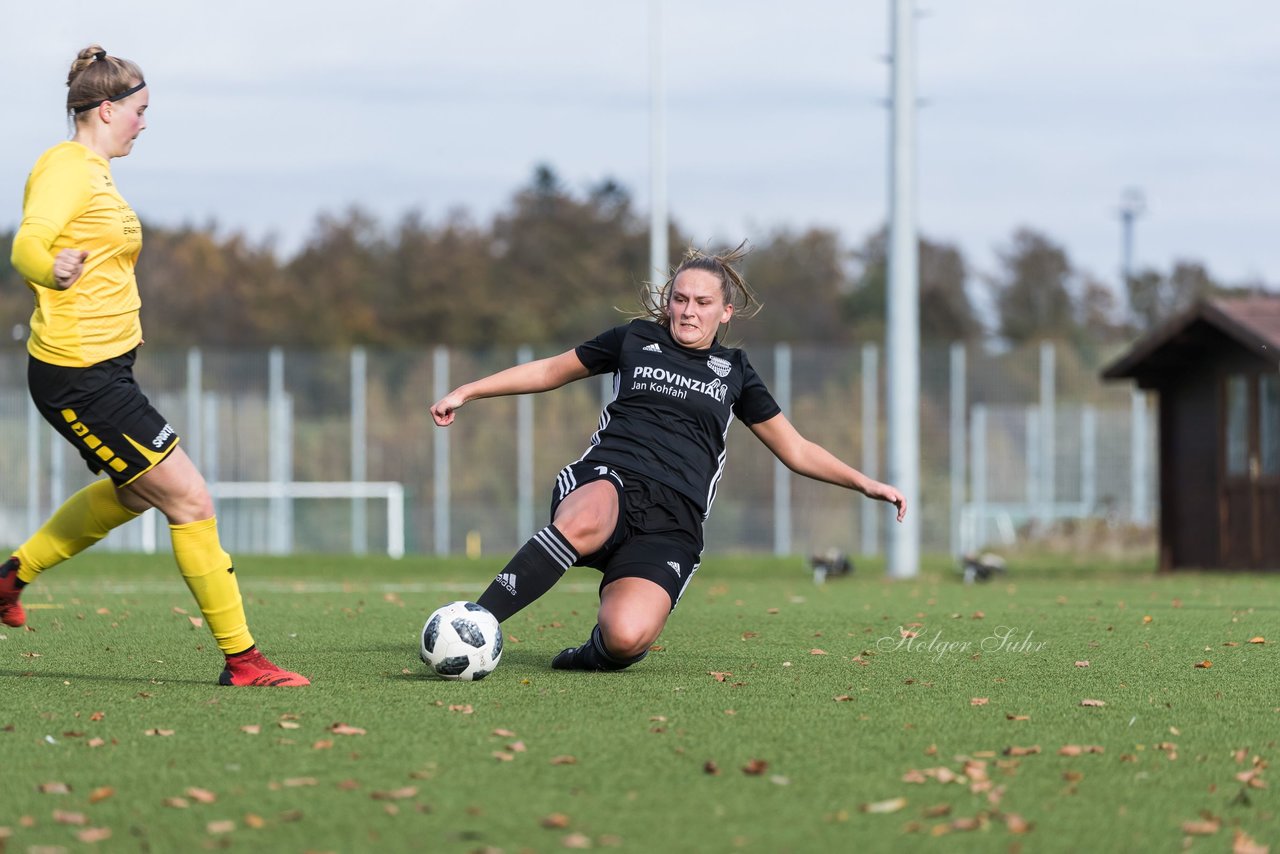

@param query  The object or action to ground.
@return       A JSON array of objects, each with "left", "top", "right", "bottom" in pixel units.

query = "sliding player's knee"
[{"left": 598, "top": 619, "right": 659, "bottom": 661}]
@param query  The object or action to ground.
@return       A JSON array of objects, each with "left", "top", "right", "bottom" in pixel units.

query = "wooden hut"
[{"left": 1102, "top": 296, "right": 1280, "bottom": 571}]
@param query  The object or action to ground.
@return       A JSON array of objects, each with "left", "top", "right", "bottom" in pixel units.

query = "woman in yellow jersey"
[{"left": 2, "top": 45, "right": 308, "bottom": 687}]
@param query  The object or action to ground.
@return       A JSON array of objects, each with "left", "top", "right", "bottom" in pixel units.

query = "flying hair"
[{"left": 639, "top": 240, "right": 763, "bottom": 332}]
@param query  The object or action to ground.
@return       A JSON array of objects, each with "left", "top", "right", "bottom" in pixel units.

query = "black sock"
[
  {"left": 559, "top": 624, "right": 649, "bottom": 671},
  {"left": 477, "top": 525, "right": 578, "bottom": 622}
]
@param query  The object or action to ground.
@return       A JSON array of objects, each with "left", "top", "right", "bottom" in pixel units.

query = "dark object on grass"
[
  {"left": 810, "top": 548, "right": 853, "bottom": 584},
  {"left": 961, "top": 552, "right": 1007, "bottom": 584}
]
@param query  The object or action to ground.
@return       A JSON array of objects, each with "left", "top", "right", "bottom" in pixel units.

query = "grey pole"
[
  {"left": 648, "top": 0, "right": 669, "bottom": 297},
  {"left": 886, "top": 0, "right": 920, "bottom": 578},
  {"left": 1039, "top": 341, "right": 1055, "bottom": 527},
  {"left": 186, "top": 347, "right": 202, "bottom": 468},
  {"left": 949, "top": 343, "right": 966, "bottom": 557},
  {"left": 433, "top": 347, "right": 451, "bottom": 555},
  {"left": 1119, "top": 188, "right": 1146, "bottom": 291},
  {"left": 517, "top": 346, "right": 535, "bottom": 544},
  {"left": 860, "top": 344, "right": 880, "bottom": 556},
  {"left": 351, "top": 347, "right": 368, "bottom": 555},
  {"left": 26, "top": 401, "right": 40, "bottom": 536},
  {"left": 772, "top": 343, "right": 792, "bottom": 556}
]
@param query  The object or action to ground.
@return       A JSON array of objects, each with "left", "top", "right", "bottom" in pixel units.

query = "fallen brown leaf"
[
  {"left": 244, "top": 813, "right": 266, "bottom": 829},
  {"left": 186, "top": 787, "right": 217, "bottom": 804},
  {"left": 1003, "top": 745, "right": 1042, "bottom": 757},
  {"left": 1195, "top": 661, "right": 1212, "bottom": 669},
  {"left": 493, "top": 728, "right": 517, "bottom": 737},
  {"left": 1080, "top": 699, "right": 1106, "bottom": 707},
  {"left": 88, "top": 787, "right": 114, "bottom": 804},
  {"left": 1248, "top": 636, "right": 1266, "bottom": 644},
  {"left": 162, "top": 797, "right": 189, "bottom": 809},
  {"left": 1004, "top": 813, "right": 1032, "bottom": 834},
  {"left": 550, "top": 755, "right": 578, "bottom": 765},
  {"left": 371, "top": 787, "right": 418, "bottom": 800},
  {"left": 329, "top": 723, "right": 367, "bottom": 735},
  {"left": 970, "top": 698, "right": 989, "bottom": 706},
  {"left": 742, "top": 759, "right": 768, "bottom": 776},
  {"left": 541, "top": 813, "right": 571, "bottom": 829},
  {"left": 76, "top": 827, "right": 112, "bottom": 843},
  {"left": 861, "top": 797, "right": 907, "bottom": 814},
  {"left": 562, "top": 832, "right": 592, "bottom": 849},
  {"left": 240, "top": 725, "right": 261, "bottom": 735},
  {"left": 708, "top": 671, "right": 732, "bottom": 682},
  {"left": 703, "top": 760, "right": 721, "bottom": 776},
  {"left": 52, "top": 810, "right": 87, "bottom": 826},
  {"left": 1181, "top": 818, "right": 1220, "bottom": 835},
  {"left": 1006, "top": 714, "right": 1030, "bottom": 721},
  {"left": 810, "top": 649, "right": 828, "bottom": 655},
  {"left": 1074, "top": 661, "right": 1090, "bottom": 667},
  {"left": 1233, "top": 829, "right": 1269, "bottom": 854},
  {"left": 207, "top": 820, "right": 236, "bottom": 834},
  {"left": 39, "top": 781, "right": 71, "bottom": 794}
]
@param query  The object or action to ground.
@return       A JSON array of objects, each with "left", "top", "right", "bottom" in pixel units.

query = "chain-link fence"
[{"left": 0, "top": 339, "right": 1154, "bottom": 560}]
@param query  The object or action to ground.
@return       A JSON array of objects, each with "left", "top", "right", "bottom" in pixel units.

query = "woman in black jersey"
[{"left": 430, "top": 244, "right": 906, "bottom": 671}]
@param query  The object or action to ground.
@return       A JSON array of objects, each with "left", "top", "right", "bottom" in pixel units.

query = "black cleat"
[{"left": 551, "top": 645, "right": 583, "bottom": 670}]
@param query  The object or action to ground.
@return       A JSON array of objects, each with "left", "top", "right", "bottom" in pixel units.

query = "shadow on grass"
[{"left": 0, "top": 668, "right": 210, "bottom": 686}]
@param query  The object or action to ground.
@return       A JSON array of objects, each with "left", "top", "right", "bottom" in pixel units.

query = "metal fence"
[{"left": 0, "top": 340, "right": 1154, "bottom": 559}]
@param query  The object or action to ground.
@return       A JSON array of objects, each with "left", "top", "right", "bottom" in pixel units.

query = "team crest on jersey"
[{"left": 707, "top": 355, "right": 731, "bottom": 378}]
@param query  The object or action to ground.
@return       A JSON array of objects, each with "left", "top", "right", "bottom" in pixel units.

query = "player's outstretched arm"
[
  {"left": 749, "top": 413, "right": 907, "bottom": 522},
  {"left": 431, "top": 349, "right": 591, "bottom": 427}
]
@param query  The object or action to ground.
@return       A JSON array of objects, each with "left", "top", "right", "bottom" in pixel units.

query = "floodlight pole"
[
  {"left": 1119, "top": 187, "right": 1145, "bottom": 289},
  {"left": 886, "top": 0, "right": 920, "bottom": 578},
  {"left": 648, "top": 0, "right": 669, "bottom": 299}
]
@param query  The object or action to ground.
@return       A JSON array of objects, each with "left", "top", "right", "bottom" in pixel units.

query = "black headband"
[{"left": 72, "top": 80, "right": 147, "bottom": 114}]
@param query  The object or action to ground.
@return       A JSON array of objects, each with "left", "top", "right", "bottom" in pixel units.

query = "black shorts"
[
  {"left": 28, "top": 350, "right": 179, "bottom": 486},
  {"left": 550, "top": 460, "right": 703, "bottom": 610}
]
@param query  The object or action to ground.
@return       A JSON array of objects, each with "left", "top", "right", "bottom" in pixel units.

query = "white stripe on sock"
[{"left": 534, "top": 527, "right": 576, "bottom": 568}]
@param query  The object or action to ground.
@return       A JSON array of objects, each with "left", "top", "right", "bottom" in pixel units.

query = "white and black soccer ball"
[{"left": 419, "top": 601, "right": 503, "bottom": 681}]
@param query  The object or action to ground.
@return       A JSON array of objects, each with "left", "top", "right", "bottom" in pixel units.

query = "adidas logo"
[
  {"left": 643, "top": 343, "right": 662, "bottom": 353},
  {"left": 667, "top": 561, "right": 682, "bottom": 578},
  {"left": 496, "top": 572, "right": 518, "bottom": 595}
]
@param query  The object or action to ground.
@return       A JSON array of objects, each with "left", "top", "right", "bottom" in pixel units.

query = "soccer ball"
[{"left": 419, "top": 601, "right": 503, "bottom": 681}]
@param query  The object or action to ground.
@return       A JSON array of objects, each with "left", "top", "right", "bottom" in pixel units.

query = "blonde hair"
[
  {"left": 66, "top": 44, "right": 145, "bottom": 119},
  {"left": 640, "top": 241, "right": 763, "bottom": 328}
]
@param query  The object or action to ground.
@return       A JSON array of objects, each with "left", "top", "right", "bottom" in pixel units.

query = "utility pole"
[
  {"left": 1119, "top": 187, "right": 1146, "bottom": 289},
  {"left": 886, "top": 0, "right": 920, "bottom": 579},
  {"left": 648, "top": 0, "right": 669, "bottom": 302}
]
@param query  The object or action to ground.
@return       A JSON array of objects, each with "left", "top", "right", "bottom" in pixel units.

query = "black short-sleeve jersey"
[{"left": 573, "top": 319, "right": 781, "bottom": 517}]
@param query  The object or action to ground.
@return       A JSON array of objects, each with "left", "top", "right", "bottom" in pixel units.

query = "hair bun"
[{"left": 92, "top": 50, "right": 107, "bottom": 61}]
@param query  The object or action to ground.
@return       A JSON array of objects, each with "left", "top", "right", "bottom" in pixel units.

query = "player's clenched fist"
[{"left": 52, "top": 249, "right": 89, "bottom": 289}]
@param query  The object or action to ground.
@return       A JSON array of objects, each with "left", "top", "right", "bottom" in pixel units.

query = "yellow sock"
[
  {"left": 170, "top": 517, "right": 255, "bottom": 655},
  {"left": 15, "top": 479, "right": 141, "bottom": 583}
]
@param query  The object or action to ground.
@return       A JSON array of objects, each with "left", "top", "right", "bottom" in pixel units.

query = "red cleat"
[
  {"left": 218, "top": 648, "right": 310, "bottom": 687},
  {"left": 0, "top": 557, "right": 26, "bottom": 628}
]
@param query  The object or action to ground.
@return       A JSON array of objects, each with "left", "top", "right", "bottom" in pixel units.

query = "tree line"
[{"left": 2, "top": 164, "right": 1268, "bottom": 354}]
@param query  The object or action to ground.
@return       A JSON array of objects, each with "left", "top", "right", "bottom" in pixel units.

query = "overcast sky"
[{"left": 3, "top": 1, "right": 1277, "bottom": 297}]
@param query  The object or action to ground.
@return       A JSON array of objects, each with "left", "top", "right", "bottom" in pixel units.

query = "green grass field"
[{"left": 1, "top": 553, "right": 1275, "bottom": 853}]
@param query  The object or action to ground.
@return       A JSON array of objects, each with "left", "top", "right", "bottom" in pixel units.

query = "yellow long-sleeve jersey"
[{"left": 10, "top": 141, "right": 143, "bottom": 367}]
